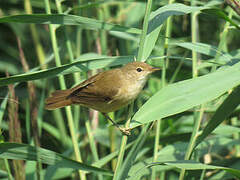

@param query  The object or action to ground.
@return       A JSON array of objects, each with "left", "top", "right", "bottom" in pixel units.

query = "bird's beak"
[{"left": 151, "top": 67, "right": 161, "bottom": 72}]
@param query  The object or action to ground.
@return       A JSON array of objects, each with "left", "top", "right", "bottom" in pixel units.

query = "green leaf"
[
  {"left": 202, "top": 8, "right": 240, "bottom": 30},
  {"left": 162, "top": 160, "right": 223, "bottom": 169},
  {"left": 0, "top": 143, "right": 113, "bottom": 176},
  {"left": 195, "top": 86, "right": 240, "bottom": 148},
  {"left": 130, "top": 61, "right": 240, "bottom": 128},
  {"left": 142, "top": 3, "right": 207, "bottom": 60},
  {"left": 0, "top": 56, "right": 133, "bottom": 87},
  {"left": 127, "top": 142, "right": 188, "bottom": 180},
  {"left": 149, "top": 160, "right": 240, "bottom": 178},
  {"left": 172, "top": 42, "right": 233, "bottom": 62},
  {"left": 0, "top": 14, "right": 141, "bottom": 34},
  {"left": 148, "top": 3, "right": 206, "bottom": 34}
]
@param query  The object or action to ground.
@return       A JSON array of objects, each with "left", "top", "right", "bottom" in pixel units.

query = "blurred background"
[{"left": 0, "top": 0, "right": 240, "bottom": 179}]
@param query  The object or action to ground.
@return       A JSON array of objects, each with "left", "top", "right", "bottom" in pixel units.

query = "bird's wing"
[{"left": 68, "top": 69, "right": 121, "bottom": 104}]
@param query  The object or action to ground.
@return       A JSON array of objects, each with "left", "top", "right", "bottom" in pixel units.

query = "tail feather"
[{"left": 45, "top": 90, "right": 72, "bottom": 110}]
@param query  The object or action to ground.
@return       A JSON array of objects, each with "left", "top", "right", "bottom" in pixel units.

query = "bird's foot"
[{"left": 119, "top": 127, "right": 131, "bottom": 136}]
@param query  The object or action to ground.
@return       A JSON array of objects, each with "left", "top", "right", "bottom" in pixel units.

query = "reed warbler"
[{"left": 45, "top": 61, "right": 160, "bottom": 135}]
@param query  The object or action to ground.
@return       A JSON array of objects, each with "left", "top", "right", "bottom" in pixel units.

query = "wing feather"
[{"left": 68, "top": 69, "right": 122, "bottom": 105}]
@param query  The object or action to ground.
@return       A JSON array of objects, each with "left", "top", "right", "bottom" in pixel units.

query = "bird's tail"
[{"left": 45, "top": 90, "right": 72, "bottom": 110}]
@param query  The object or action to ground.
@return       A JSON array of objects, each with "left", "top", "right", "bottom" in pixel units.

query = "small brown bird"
[{"left": 45, "top": 61, "right": 160, "bottom": 135}]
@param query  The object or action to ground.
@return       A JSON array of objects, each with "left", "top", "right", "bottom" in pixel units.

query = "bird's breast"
[{"left": 118, "top": 78, "right": 147, "bottom": 102}]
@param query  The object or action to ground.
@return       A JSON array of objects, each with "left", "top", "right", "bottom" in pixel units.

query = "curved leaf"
[
  {"left": 195, "top": 85, "right": 240, "bottom": 148},
  {"left": 202, "top": 8, "right": 240, "bottom": 30},
  {"left": 142, "top": 3, "right": 207, "bottom": 60},
  {"left": 0, "top": 143, "right": 113, "bottom": 176},
  {"left": 0, "top": 56, "right": 133, "bottom": 87},
  {"left": 0, "top": 14, "right": 141, "bottom": 34},
  {"left": 147, "top": 160, "right": 240, "bottom": 178},
  {"left": 172, "top": 42, "right": 233, "bottom": 62},
  {"left": 130, "top": 61, "right": 240, "bottom": 128}
]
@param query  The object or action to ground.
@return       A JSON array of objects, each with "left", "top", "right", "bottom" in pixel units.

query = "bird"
[{"left": 45, "top": 61, "right": 160, "bottom": 135}]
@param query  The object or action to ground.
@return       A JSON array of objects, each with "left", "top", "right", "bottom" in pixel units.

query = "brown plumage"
[
  {"left": 45, "top": 89, "right": 72, "bottom": 110},
  {"left": 45, "top": 62, "right": 160, "bottom": 135}
]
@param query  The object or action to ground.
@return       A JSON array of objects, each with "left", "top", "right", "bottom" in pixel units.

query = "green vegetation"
[{"left": 0, "top": 0, "right": 240, "bottom": 179}]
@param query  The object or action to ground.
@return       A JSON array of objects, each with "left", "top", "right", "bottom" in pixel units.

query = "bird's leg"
[{"left": 102, "top": 113, "right": 131, "bottom": 136}]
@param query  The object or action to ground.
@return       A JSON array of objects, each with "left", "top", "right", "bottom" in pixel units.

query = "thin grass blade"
[{"left": 0, "top": 143, "right": 113, "bottom": 176}]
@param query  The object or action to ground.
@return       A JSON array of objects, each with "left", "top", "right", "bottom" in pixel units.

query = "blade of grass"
[
  {"left": 24, "top": 0, "right": 46, "bottom": 69},
  {"left": 108, "top": 112, "right": 117, "bottom": 170},
  {"left": 0, "top": 95, "right": 8, "bottom": 127},
  {"left": 17, "top": 36, "right": 42, "bottom": 179},
  {"left": 116, "top": 124, "right": 151, "bottom": 180},
  {"left": 37, "top": 85, "right": 46, "bottom": 138},
  {"left": 92, "top": 141, "right": 134, "bottom": 168},
  {"left": 113, "top": 103, "right": 134, "bottom": 180},
  {"left": 55, "top": 0, "right": 82, "bottom": 152},
  {"left": 0, "top": 95, "right": 13, "bottom": 180},
  {"left": 195, "top": 85, "right": 240, "bottom": 148},
  {"left": 0, "top": 56, "right": 134, "bottom": 87},
  {"left": 231, "top": 117, "right": 240, "bottom": 156},
  {"left": 212, "top": 8, "right": 233, "bottom": 71},
  {"left": 0, "top": 142, "right": 113, "bottom": 176},
  {"left": 44, "top": 0, "right": 85, "bottom": 178},
  {"left": 141, "top": 3, "right": 207, "bottom": 60},
  {"left": 41, "top": 121, "right": 72, "bottom": 147},
  {"left": 137, "top": 0, "right": 153, "bottom": 61},
  {"left": 74, "top": 0, "right": 83, "bottom": 133},
  {"left": 202, "top": 8, "right": 240, "bottom": 30},
  {"left": 179, "top": 106, "right": 204, "bottom": 179},
  {"left": 0, "top": 14, "right": 141, "bottom": 34},
  {"left": 146, "top": 160, "right": 240, "bottom": 178},
  {"left": 171, "top": 42, "right": 233, "bottom": 63},
  {"left": 25, "top": 101, "right": 31, "bottom": 143}
]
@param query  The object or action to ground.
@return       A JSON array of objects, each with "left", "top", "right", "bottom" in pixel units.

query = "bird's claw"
[{"left": 119, "top": 127, "right": 131, "bottom": 136}]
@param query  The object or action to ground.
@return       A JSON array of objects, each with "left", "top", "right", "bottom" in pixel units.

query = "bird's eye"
[{"left": 136, "top": 67, "right": 143, "bottom": 72}]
